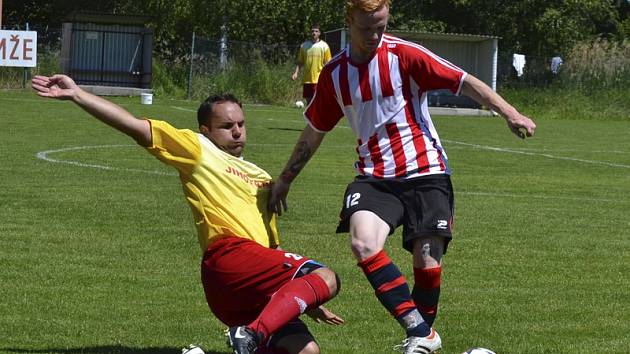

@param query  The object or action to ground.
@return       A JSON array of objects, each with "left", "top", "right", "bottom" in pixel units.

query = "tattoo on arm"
[{"left": 280, "top": 141, "right": 313, "bottom": 183}]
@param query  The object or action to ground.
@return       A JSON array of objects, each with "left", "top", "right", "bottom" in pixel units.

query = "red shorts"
[
  {"left": 302, "top": 83, "right": 316, "bottom": 99},
  {"left": 201, "top": 236, "right": 315, "bottom": 326}
]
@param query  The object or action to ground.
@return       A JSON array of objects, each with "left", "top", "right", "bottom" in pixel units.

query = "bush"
[
  {"left": 189, "top": 55, "right": 301, "bottom": 105},
  {"left": 0, "top": 48, "right": 61, "bottom": 89},
  {"left": 560, "top": 38, "right": 630, "bottom": 90},
  {"left": 152, "top": 58, "right": 187, "bottom": 98}
]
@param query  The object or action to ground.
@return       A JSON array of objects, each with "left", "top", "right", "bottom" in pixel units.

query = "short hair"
[
  {"left": 197, "top": 93, "right": 242, "bottom": 127},
  {"left": 311, "top": 23, "right": 321, "bottom": 30},
  {"left": 345, "top": 0, "right": 391, "bottom": 22}
]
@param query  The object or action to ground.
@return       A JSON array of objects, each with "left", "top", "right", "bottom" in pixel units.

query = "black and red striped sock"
[
  {"left": 358, "top": 250, "right": 431, "bottom": 337},
  {"left": 412, "top": 266, "right": 442, "bottom": 327}
]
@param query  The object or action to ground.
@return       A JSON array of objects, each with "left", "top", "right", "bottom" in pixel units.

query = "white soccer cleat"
[
  {"left": 395, "top": 328, "right": 442, "bottom": 354},
  {"left": 181, "top": 344, "right": 205, "bottom": 354}
]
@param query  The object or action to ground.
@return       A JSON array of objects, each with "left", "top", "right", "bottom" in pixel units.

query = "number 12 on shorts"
[{"left": 345, "top": 192, "right": 361, "bottom": 209}]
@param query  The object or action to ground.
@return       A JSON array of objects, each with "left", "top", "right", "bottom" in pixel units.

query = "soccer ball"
[
  {"left": 295, "top": 100, "right": 305, "bottom": 108},
  {"left": 181, "top": 345, "right": 205, "bottom": 354},
  {"left": 462, "top": 348, "right": 496, "bottom": 354}
]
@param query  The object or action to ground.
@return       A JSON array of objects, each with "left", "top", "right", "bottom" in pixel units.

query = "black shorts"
[
  {"left": 267, "top": 319, "right": 314, "bottom": 349},
  {"left": 336, "top": 174, "right": 455, "bottom": 253}
]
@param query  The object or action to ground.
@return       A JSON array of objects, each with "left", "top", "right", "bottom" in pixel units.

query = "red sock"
[{"left": 249, "top": 273, "right": 331, "bottom": 342}]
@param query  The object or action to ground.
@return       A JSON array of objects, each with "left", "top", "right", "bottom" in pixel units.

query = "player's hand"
[
  {"left": 305, "top": 306, "right": 344, "bottom": 325},
  {"left": 31, "top": 75, "right": 80, "bottom": 100},
  {"left": 291, "top": 72, "right": 298, "bottom": 81},
  {"left": 268, "top": 178, "right": 290, "bottom": 216},
  {"left": 505, "top": 112, "right": 536, "bottom": 139}
]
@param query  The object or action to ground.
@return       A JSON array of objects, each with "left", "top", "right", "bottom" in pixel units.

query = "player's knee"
[
  {"left": 299, "top": 341, "right": 320, "bottom": 354},
  {"left": 350, "top": 236, "right": 382, "bottom": 261},
  {"left": 412, "top": 237, "right": 444, "bottom": 267},
  {"left": 312, "top": 267, "right": 340, "bottom": 297}
]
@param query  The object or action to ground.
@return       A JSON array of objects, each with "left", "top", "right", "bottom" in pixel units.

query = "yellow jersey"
[
  {"left": 145, "top": 119, "right": 279, "bottom": 251},
  {"left": 298, "top": 40, "right": 332, "bottom": 84}
]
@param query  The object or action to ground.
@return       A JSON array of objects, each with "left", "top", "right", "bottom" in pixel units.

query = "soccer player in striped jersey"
[
  {"left": 269, "top": 1, "right": 536, "bottom": 353},
  {"left": 32, "top": 74, "right": 344, "bottom": 354}
]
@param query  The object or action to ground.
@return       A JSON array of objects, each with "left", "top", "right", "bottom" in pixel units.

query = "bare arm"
[
  {"left": 268, "top": 125, "right": 326, "bottom": 214},
  {"left": 31, "top": 74, "right": 151, "bottom": 146},
  {"left": 292, "top": 64, "right": 301, "bottom": 81},
  {"left": 461, "top": 74, "right": 536, "bottom": 139}
]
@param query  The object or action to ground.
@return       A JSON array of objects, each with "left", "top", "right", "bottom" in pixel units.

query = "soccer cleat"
[
  {"left": 227, "top": 326, "right": 261, "bottom": 354},
  {"left": 394, "top": 328, "right": 442, "bottom": 354}
]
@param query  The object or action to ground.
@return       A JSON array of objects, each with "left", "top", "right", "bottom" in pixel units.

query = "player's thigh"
[
  {"left": 337, "top": 178, "right": 403, "bottom": 236},
  {"left": 401, "top": 175, "right": 455, "bottom": 254},
  {"left": 201, "top": 237, "right": 314, "bottom": 325}
]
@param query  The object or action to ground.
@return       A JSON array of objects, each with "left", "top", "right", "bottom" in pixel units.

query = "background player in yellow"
[
  {"left": 31, "top": 74, "right": 343, "bottom": 354},
  {"left": 291, "top": 23, "right": 332, "bottom": 104}
]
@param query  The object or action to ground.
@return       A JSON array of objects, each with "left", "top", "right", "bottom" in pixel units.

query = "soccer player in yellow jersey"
[
  {"left": 291, "top": 23, "right": 332, "bottom": 104},
  {"left": 32, "top": 74, "right": 343, "bottom": 354}
]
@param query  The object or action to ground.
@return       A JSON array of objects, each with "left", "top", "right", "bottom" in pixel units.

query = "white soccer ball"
[
  {"left": 295, "top": 100, "right": 305, "bottom": 108},
  {"left": 462, "top": 348, "right": 496, "bottom": 354}
]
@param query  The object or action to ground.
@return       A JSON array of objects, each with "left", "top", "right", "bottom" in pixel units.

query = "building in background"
[{"left": 60, "top": 13, "right": 153, "bottom": 95}]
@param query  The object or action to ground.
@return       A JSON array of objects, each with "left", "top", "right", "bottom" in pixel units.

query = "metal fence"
[
  {"left": 2, "top": 24, "right": 566, "bottom": 92},
  {"left": 497, "top": 52, "right": 566, "bottom": 89},
  {"left": 188, "top": 34, "right": 300, "bottom": 74}
]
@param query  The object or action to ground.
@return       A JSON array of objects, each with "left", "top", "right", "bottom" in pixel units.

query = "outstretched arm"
[
  {"left": 268, "top": 125, "right": 326, "bottom": 215},
  {"left": 31, "top": 75, "right": 151, "bottom": 146},
  {"left": 461, "top": 74, "right": 536, "bottom": 139}
]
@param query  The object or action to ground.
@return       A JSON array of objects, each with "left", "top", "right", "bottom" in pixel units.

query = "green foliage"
[
  {"left": 560, "top": 38, "right": 630, "bottom": 89},
  {"left": 0, "top": 67, "right": 24, "bottom": 89},
  {"left": 151, "top": 59, "right": 187, "bottom": 98},
  {"left": 0, "top": 50, "right": 58, "bottom": 89},
  {"left": 190, "top": 57, "right": 300, "bottom": 105},
  {"left": 5, "top": 0, "right": 629, "bottom": 71},
  {"left": 390, "top": 0, "right": 626, "bottom": 60},
  {"left": 500, "top": 86, "right": 630, "bottom": 121}
]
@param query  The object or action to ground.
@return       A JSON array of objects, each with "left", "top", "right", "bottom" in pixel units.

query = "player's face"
[
  {"left": 348, "top": 5, "right": 389, "bottom": 59},
  {"left": 311, "top": 28, "right": 321, "bottom": 42},
  {"left": 201, "top": 102, "right": 246, "bottom": 157}
]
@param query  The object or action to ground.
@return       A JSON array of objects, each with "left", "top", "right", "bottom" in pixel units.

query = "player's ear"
[{"left": 199, "top": 124, "right": 210, "bottom": 134}]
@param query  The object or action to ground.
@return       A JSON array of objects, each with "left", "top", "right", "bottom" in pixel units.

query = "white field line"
[
  {"left": 170, "top": 106, "right": 195, "bottom": 112},
  {"left": 443, "top": 139, "right": 630, "bottom": 169},
  {"left": 170, "top": 105, "right": 629, "bottom": 164},
  {"left": 36, "top": 143, "right": 629, "bottom": 204},
  {"left": 458, "top": 190, "right": 629, "bottom": 204},
  {"left": 35, "top": 145, "right": 176, "bottom": 176}
]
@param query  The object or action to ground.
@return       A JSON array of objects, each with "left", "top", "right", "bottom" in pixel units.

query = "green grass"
[
  {"left": 1, "top": 90, "right": 629, "bottom": 354},
  {"left": 500, "top": 86, "right": 630, "bottom": 121}
]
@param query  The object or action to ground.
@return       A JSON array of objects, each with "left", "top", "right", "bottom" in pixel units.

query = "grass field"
[{"left": 1, "top": 89, "right": 629, "bottom": 354}]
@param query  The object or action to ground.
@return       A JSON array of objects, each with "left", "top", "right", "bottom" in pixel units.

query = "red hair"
[{"left": 345, "top": 0, "right": 391, "bottom": 22}]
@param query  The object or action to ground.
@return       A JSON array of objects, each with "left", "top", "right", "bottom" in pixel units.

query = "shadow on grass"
[
  {"left": 267, "top": 127, "right": 303, "bottom": 132},
  {"left": 0, "top": 345, "right": 228, "bottom": 354}
]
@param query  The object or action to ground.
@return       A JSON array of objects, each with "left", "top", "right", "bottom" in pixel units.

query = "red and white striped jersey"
[{"left": 304, "top": 34, "right": 467, "bottom": 179}]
